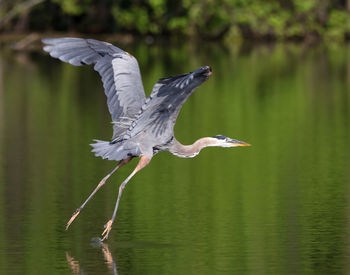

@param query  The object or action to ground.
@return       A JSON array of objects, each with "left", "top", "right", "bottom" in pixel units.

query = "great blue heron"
[{"left": 42, "top": 37, "right": 250, "bottom": 240}]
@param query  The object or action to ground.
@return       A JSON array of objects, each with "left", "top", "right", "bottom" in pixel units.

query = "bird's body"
[
  {"left": 91, "top": 64, "right": 217, "bottom": 161},
  {"left": 43, "top": 37, "right": 250, "bottom": 240}
]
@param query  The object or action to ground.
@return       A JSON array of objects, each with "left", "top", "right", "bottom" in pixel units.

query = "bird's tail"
[{"left": 90, "top": 140, "right": 112, "bottom": 159}]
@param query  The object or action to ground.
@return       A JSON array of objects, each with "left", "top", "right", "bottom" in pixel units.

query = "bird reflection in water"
[
  {"left": 65, "top": 253, "right": 81, "bottom": 275},
  {"left": 66, "top": 238, "right": 118, "bottom": 274},
  {"left": 100, "top": 243, "right": 118, "bottom": 274}
]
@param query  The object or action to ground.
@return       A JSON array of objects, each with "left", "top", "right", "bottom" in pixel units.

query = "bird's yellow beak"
[{"left": 231, "top": 141, "right": 251, "bottom": 147}]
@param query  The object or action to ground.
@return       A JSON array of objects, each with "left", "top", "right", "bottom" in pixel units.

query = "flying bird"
[{"left": 42, "top": 37, "right": 250, "bottom": 240}]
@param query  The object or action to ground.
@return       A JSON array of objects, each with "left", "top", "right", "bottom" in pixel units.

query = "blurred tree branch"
[
  {"left": 0, "top": 0, "right": 44, "bottom": 30},
  {"left": 0, "top": 0, "right": 349, "bottom": 41}
]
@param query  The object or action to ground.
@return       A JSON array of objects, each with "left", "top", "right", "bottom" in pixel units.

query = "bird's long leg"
[
  {"left": 102, "top": 155, "right": 151, "bottom": 241},
  {"left": 66, "top": 157, "right": 133, "bottom": 230}
]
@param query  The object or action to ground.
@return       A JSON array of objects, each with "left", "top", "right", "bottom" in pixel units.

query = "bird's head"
[{"left": 210, "top": 135, "right": 251, "bottom": 148}]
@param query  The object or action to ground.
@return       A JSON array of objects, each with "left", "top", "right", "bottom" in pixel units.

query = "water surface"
[{"left": 0, "top": 42, "right": 349, "bottom": 274}]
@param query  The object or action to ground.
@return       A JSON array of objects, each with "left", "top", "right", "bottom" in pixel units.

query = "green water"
[{"left": 0, "top": 42, "right": 349, "bottom": 274}]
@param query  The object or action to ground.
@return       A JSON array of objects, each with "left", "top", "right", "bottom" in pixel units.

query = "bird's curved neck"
[{"left": 169, "top": 137, "right": 216, "bottom": 158}]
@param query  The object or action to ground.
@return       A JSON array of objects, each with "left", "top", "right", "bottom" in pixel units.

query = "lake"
[{"left": 0, "top": 40, "right": 349, "bottom": 274}]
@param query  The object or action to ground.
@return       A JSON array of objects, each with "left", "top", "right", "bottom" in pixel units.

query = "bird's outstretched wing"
[
  {"left": 42, "top": 37, "right": 146, "bottom": 139},
  {"left": 117, "top": 66, "right": 211, "bottom": 143}
]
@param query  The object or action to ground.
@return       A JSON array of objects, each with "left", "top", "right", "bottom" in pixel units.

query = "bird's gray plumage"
[
  {"left": 42, "top": 37, "right": 210, "bottom": 161},
  {"left": 42, "top": 37, "right": 146, "bottom": 140},
  {"left": 93, "top": 68, "right": 210, "bottom": 161},
  {"left": 120, "top": 68, "right": 210, "bottom": 143}
]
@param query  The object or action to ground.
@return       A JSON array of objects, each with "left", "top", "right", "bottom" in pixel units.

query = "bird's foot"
[
  {"left": 101, "top": 220, "right": 113, "bottom": 241},
  {"left": 66, "top": 209, "right": 81, "bottom": 230}
]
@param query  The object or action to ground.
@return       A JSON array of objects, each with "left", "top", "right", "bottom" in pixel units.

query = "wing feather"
[
  {"left": 42, "top": 37, "right": 146, "bottom": 139},
  {"left": 114, "top": 67, "right": 210, "bottom": 143}
]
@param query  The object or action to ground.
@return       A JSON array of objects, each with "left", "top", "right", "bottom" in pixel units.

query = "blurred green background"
[
  {"left": 1, "top": 0, "right": 350, "bottom": 41},
  {"left": 0, "top": 42, "right": 350, "bottom": 274},
  {"left": 1, "top": 1, "right": 350, "bottom": 274}
]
